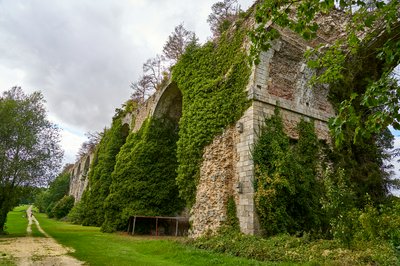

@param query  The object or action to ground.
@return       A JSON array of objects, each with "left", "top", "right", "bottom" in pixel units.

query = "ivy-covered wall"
[
  {"left": 173, "top": 27, "right": 251, "bottom": 206},
  {"left": 67, "top": 8, "right": 342, "bottom": 236},
  {"left": 101, "top": 117, "right": 184, "bottom": 232},
  {"left": 252, "top": 109, "right": 323, "bottom": 236},
  {"left": 78, "top": 109, "right": 129, "bottom": 227}
]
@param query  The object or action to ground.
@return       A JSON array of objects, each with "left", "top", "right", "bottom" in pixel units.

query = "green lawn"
[
  {"left": 35, "top": 213, "right": 289, "bottom": 266},
  {"left": 2, "top": 205, "right": 29, "bottom": 237}
]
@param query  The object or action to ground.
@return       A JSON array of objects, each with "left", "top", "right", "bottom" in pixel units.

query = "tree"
[
  {"left": 250, "top": 0, "right": 400, "bottom": 203},
  {"left": 34, "top": 171, "right": 71, "bottom": 214},
  {"left": 162, "top": 23, "right": 198, "bottom": 64},
  {"left": 76, "top": 131, "right": 102, "bottom": 160},
  {"left": 130, "top": 24, "right": 197, "bottom": 103},
  {"left": 130, "top": 75, "right": 155, "bottom": 103},
  {"left": 143, "top": 54, "right": 167, "bottom": 90},
  {"left": 207, "top": 0, "right": 240, "bottom": 38},
  {"left": 0, "top": 87, "right": 63, "bottom": 233}
]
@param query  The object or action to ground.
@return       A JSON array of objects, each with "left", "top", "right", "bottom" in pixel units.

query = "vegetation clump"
[
  {"left": 252, "top": 109, "right": 323, "bottom": 236},
  {"left": 189, "top": 229, "right": 399, "bottom": 265},
  {"left": 173, "top": 26, "right": 251, "bottom": 206},
  {"left": 0, "top": 87, "right": 63, "bottom": 233},
  {"left": 76, "top": 106, "right": 131, "bottom": 226},
  {"left": 101, "top": 118, "right": 184, "bottom": 232}
]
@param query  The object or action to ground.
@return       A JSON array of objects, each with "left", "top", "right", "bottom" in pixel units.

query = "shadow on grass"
[{"left": 1, "top": 205, "right": 29, "bottom": 238}]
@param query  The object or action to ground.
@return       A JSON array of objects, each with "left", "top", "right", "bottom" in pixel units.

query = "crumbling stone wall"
[
  {"left": 68, "top": 152, "right": 94, "bottom": 202},
  {"left": 190, "top": 126, "right": 239, "bottom": 237},
  {"left": 232, "top": 32, "right": 335, "bottom": 236},
  {"left": 190, "top": 24, "right": 337, "bottom": 236}
]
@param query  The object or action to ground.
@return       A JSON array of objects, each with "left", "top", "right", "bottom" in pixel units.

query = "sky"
[
  {"left": 0, "top": 0, "right": 398, "bottom": 190},
  {"left": 0, "top": 0, "right": 254, "bottom": 163}
]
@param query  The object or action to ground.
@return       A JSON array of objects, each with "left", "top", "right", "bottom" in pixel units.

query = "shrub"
[
  {"left": 78, "top": 109, "right": 129, "bottom": 227},
  {"left": 188, "top": 230, "right": 399, "bottom": 265},
  {"left": 51, "top": 195, "right": 75, "bottom": 219},
  {"left": 67, "top": 201, "right": 84, "bottom": 224}
]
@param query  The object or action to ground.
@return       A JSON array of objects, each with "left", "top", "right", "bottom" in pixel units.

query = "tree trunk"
[{"left": 0, "top": 205, "right": 9, "bottom": 234}]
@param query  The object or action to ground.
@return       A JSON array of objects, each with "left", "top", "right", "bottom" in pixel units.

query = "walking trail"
[{"left": 0, "top": 205, "right": 84, "bottom": 265}]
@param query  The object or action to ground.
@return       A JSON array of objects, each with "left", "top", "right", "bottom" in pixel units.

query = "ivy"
[
  {"left": 172, "top": 27, "right": 251, "bottom": 206},
  {"left": 101, "top": 117, "right": 184, "bottom": 232},
  {"left": 252, "top": 109, "right": 323, "bottom": 236},
  {"left": 78, "top": 109, "right": 129, "bottom": 227},
  {"left": 226, "top": 196, "right": 240, "bottom": 231}
]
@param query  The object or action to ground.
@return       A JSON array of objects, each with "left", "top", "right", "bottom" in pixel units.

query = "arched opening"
[
  {"left": 83, "top": 156, "right": 90, "bottom": 179},
  {"left": 121, "top": 123, "right": 130, "bottom": 139},
  {"left": 152, "top": 81, "right": 182, "bottom": 125}
]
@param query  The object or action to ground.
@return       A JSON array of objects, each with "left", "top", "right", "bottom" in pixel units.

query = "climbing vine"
[
  {"left": 76, "top": 102, "right": 132, "bottom": 226},
  {"left": 173, "top": 25, "right": 251, "bottom": 206},
  {"left": 252, "top": 109, "right": 323, "bottom": 236},
  {"left": 101, "top": 117, "right": 184, "bottom": 232}
]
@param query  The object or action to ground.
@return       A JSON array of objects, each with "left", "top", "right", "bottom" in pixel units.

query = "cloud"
[{"left": 0, "top": 0, "right": 254, "bottom": 163}]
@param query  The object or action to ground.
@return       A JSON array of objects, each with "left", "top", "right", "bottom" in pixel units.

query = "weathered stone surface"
[
  {"left": 190, "top": 126, "right": 239, "bottom": 237},
  {"left": 68, "top": 153, "right": 94, "bottom": 202}
]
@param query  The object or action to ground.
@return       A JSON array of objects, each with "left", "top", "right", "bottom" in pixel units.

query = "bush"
[
  {"left": 67, "top": 201, "right": 84, "bottom": 224},
  {"left": 35, "top": 172, "right": 70, "bottom": 214},
  {"left": 51, "top": 195, "right": 75, "bottom": 219},
  {"left": 187, "top": 230, "right": 399, "bottom": 265}
]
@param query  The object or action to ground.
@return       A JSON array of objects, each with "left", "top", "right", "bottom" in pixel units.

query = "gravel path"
[{"left": 0, "top": 206, "right": 84, "bottom": 266}]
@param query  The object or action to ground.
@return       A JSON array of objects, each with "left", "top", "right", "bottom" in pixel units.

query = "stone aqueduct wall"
[
  {"left": 68, "top": 152, "right": 95, "bottom": 202},
  {"left": 69, "top": 20, "right": 339, "bottom": 236}
]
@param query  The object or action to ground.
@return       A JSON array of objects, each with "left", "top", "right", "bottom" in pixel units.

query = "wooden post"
[
  {"left": 156, "top": 217, "right": 158, "bottom": 236},
  {"left": 175, "top": 219, "right": 179, "bottom": 236},
  {"left": 132, "top": 216, "right": 136, "bottom": 235},
  {"left": 127, "top": 217, "right": 131, "bottom": 233}
]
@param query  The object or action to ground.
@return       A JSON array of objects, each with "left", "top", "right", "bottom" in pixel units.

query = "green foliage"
[
  {"left": 190, "top": 230, "right": 399, "bottom": 265},
  {"left": 250, "top": 0, "right": 399, "bottom": 208},
  {"left": 77, "top": 110, "right": 129, "bottom": 226},
  {"left": 51, "top": 195, "right": 75, "bottom": 219},
  {"left": 0, "top": 87, "right": 63, "bottom": 233},
  {"left": 173, "top": 27, "right": 251, "bottom": 206},
  {"left": 34, "top": 172, "right": 70, "bottom": 215},
  {"left": 252, "top": 109, "right": 323, "bottom": 236},
  {"left": 67, "top": 201, "right": 84, "bottom": 225},
  {"left": 102, "top": 118, "right": 184, "bottom": 232},
  {"left": 225, "top": 197, "right": 239, "bottom": 231}
]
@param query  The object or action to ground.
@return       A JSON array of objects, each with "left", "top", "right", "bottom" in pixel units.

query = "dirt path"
[{"left": 0, "top": 206, "right": 84, "bottom": 265}]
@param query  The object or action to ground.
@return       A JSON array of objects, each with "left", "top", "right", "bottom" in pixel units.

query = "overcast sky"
[
  {"left": 0, "top": 0, "right": 398, "bottom": 188},
  {"left": 0, "top": 0, "right": 254, "bottom": 163}
]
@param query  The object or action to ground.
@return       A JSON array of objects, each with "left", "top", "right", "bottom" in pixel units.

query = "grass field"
[
  {"left": 35, "top": 213, "right": 292, "bottom": 266},
  {"left": 2, "top": 205, "right": 29, "bottom": 237}
]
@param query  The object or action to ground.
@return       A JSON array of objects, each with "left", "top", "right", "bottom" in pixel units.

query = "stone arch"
[
  {"left": 152, "top": 81, "right": 182, "bottom": 124},
  {"left": 121, "top": 123, "right": 130, "bottom": 138},
  {"left": 83, "top": 156, "right": 90, "bottom": 177}
]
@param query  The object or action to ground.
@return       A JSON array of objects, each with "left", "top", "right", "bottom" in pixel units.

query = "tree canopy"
[{"left": 0, "top": 87, "right": 63, "bottom": 233}]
